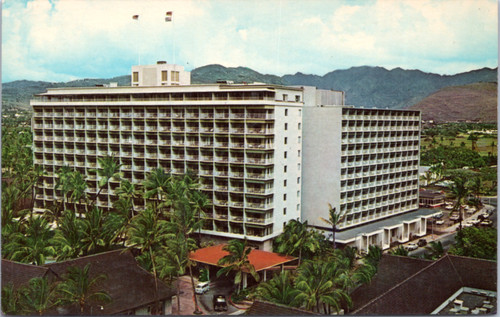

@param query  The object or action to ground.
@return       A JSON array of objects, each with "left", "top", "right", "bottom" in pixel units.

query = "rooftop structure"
[{"left": 31, "top": 62, "right": 423, "bottom": 251}]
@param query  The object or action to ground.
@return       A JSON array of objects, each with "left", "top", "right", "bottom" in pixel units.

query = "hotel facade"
[{"left": 32, "top": 62, "right": 435, "bottom": 251}]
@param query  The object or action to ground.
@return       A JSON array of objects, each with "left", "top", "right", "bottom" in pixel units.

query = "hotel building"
[{"left": 32, "top": 62, "right": 435, "bottom": 251}]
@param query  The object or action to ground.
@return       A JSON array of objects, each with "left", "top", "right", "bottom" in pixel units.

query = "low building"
[
  {"left": 419, "top": 189, "right": 446, "bottom": 207},
  {"left": 2, "top": 250, "right": 176, "bottom": 315},
  {"left": 189, "top": 244, "right": 297, "bottom": 288}
]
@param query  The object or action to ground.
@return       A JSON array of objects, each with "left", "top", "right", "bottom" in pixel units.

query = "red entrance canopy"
[{"left": 189, "top": 244, "right": 297, "bottom": 272}]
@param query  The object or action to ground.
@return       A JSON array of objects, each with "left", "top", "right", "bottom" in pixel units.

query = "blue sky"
[{"left": 2, "top": 0, "right": 498, "bottom": 82}]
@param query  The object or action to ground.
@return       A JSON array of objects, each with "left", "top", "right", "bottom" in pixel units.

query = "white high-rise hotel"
[{"left": 32, "top": 62, "right": 437, "bottom": 251}]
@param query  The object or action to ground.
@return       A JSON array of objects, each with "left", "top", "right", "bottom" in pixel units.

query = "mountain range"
[{"left": 2, "top": 65, "right": 497, "bottom": 121}]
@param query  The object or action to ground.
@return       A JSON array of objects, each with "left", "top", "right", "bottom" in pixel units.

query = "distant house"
[
  {"left": 2, "top": 249, "right": 176, "bottom": 315},
  {"left": 419, "top": 189, "right": 446, "bottom": 207},
  {"left": 349, "top": 254, "right": 497, "bottom": 315}
]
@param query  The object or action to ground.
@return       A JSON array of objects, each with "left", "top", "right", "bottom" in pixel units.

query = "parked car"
[
  {"left": 450, "top": 213, "right": 460, "bottom": 221},
  {"left": 435, "top": 220, "right": 445, "bottom": 225},
  {"left": 195, "top": 281, "right": 210, "bottom": 294},
  {"left": 213, "top": 294, "right": 228, "bottom": 311},
  {"left": 434, "top": 212, "right": 444, "bottom": 219},
  {"left": 479, "top": 220, "right": 493, "bottom": 227},
  {"left": 405, "top": 243, "right": 418, "bottom": 251},
  {"left": 417, "top": 239, "right": 427, "bottom": 247}
]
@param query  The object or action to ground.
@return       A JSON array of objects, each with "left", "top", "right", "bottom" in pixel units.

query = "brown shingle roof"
[
  {"left": 350, "top": 254, "right": 433, "bottom": 312},
  {"left": 44, "top": 249, "right": 175, "bottom": 315},
  {"left": 1, "top": 259, "right": 51, "bottom": 289},
  {"left": 2, "top": 250, "right": 175, "bottom": 315},
  {"left": 351, "top": 254, "right": 497, "bottom": 315}
]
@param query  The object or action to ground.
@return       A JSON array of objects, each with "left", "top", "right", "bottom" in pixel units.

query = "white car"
[
  {"left": 435, "top": 220, "right": 445, "bottom": 225},
  {"left": 405, "top": 243, "right": 418, "bottom": 251}
]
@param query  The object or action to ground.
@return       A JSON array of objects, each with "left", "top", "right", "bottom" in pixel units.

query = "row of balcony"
[
  {"left": 341, "top": 204, "right": 418, "bottom": 225},
  {"left": 33, "top": 111, "right": 275, "bottom": 120},
  {"left": 341, "top": 136, "right": 419, "bottom": 144},
  {"left": 342, "top": 126, "right": 419, "bottom": 132},
  {"left": 343, "top": 115, "right": 419, "bottom": 121},
  {"left": 340, "top": 166, "right": 418, "bottom": 179},
  {"left": 341, "top": 146, "right": 419, "bottom": 156},
  {"left": 340, "top": 188, "right": 419, "bottom": 204},
  {"left": 340, "top": 156, "right": 419, "bottom": 168}
]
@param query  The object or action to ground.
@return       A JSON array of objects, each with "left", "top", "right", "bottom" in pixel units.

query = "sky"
[{"left": 2, "top": 0, "right": 498, "bottom": 83}]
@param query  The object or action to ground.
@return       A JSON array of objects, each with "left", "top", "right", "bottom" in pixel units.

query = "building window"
[
  {"left": 283, "top": 208, "right": 287, "bottom": 215},
  {"left": 283, "top": 194, "right": 287, "bottom": 201},
  {"left": 298, "top": 122, "right": 301, "bottom": 130},
  {"left": 298, "top": 150, "right": 300, "bottom": 157},
  {"left": 161, "top": 71, "right": 168, "bottom": 81},
  {"left": 283, "top": 94, "right": 288, "bottom": 101},
  {"left": 297, "top": 204, "right": 300, "bottom": 211},
  {"left": 298, "top": 136, "right": 301, "bottom": 143},
  {"left": 284, "top": 137, "right": 287, "bottom": 144},
  {"left": 284, "top": 165, "right": 287, "bottom": 173},
  {"left": 284, "top": 151, "right": 287, "bottom": 159},
  {"left": 297, "top": 163, "right": 300, "bottom": 171},
  {"left": 297, "top": 177, "right": 300, "bottom": 184},
  {"left": 171, "top": 71, "right": 180, "bottom": 81},
  {"left": 285, "top": 123, "right": 288, "bottom": 130},
  {"left": 132, "top": 72, "right": 139, "bottom": 82},
  {"left": 285, "top": 108, "right": 288, "bottom": 116},
  {"left": 284, "top": 180, "right": 287, "bottom": 187},
  {"left": 295, "top": 95, "right": 300, "bottom": 102},
  {"left": 297, "top": 190, "right": 300, "bottom": 198},
  {"left": 283, "top": 222, "right": 286, "bottom": 229}
]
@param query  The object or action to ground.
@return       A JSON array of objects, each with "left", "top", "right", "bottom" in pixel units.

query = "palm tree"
[
  {"left": 2, "top": 283, "right": 19, "bottom": 315},
  {"left": 5, "top": 216, "right": 56, "bottom": 265},
  {"left": 68, "top": 171, "right": 88, "bottom": 218},
  {"left": 127, "top": 207, "right": 169, "bottom": 314},
  {"left": 55, "top": 165, "right": 73, "bottom": 214},
  {"left": 295, "top": 260, "right": 351, "bottom": 314},
  {"left": 217, "top": 239, "right": 260, "bottom": 293},
  {"left": 143, "top": 168, "right": 171, "bottom": 213},
  {"left": 255, "top": 271, "right": 300, "bottom": 306},
  {"left": 468, "top": 133, "right": 479, "bottom": 151},
  {"left": 57, "top": 264, "right": 111, "bottom": 314},
  {"left": 52, "top": 209, "right": 85, "bottom": 261},
  {"left": 320, "top": 204, "right": 347, "bottom": 249},
  {"left": 364, "top": 245, "right": 382, "bottom": 269},
  {"left": 17, "top": 277, "right": 58, "bottom": 315},
  {"left": 92, "top": 156, "right": 122, "bottom": 207},
  {"left": 114, "top": 179, "right": 141, "bottom": 218},
  {"left": 448, "top": 176, "right": 470, "bottom": 231},
  {"left": 274, "top": 219, "right": 319, "bottom": 265},
  {"left": 79, "top": 207, "right": 125, "bottom": 256},
  {"left": 467, "top": 176, "right": 483, "bottom": 207},
  {"left": 352, "top": 263, "right": 377, "bottom": 285}
]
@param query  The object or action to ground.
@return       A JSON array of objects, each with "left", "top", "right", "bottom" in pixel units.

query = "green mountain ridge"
[{"left": 2, "top": 65, "right": 497, "bottom": 118}]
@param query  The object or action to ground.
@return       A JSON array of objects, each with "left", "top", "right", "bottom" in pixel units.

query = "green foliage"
[
  {"left": 273, "top": 219, "right": 321, "bottom": 264},
  {"left": 421, "top": 145, "right": 487, "bottom": 169},
  {"left": 389, "top": 246, "right": 409, "bottom": 256},
  {"left": 4, "top": 216, "right": 56, "bottom": 265},
  {"left": 17, "top": 277, "right": 58, "bottom": 315},
  {"left": 198, "top": 268, "right": 209, "bottom": 282},
  {"left": 424, "top": 241, "right": 445, "bottom": 260},
  {"left": 2, "top": 283, "right": 19, "bottom": 315},
  {"left": 57, "top": 264, "right": 111, "bottom": 314},
  {"left": 448, "top": 227, "right": 496, "bottom": 260},
  {"left": 295, "top": 260, "right": 352, "bottom": 314},
  {"left": 255, "top": 271, "right": 300, "bottom": 306}
]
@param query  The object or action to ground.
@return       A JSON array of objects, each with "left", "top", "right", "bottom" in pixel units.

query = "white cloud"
[{"left": 2, "top": 0, "right": 497, "bottom": 82}]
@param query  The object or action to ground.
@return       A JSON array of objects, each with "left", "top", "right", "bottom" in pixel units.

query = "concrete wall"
[
  {"left": 131, "top": 63, "right": 191, "bottom": 86},
  {"left": 301, "top": 106, "right": 343, "bottom": 228}
]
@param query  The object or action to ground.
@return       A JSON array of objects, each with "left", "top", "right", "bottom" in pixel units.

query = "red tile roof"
[{"left": 189, "top": 244, "right": 297, "bottom": 272}]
